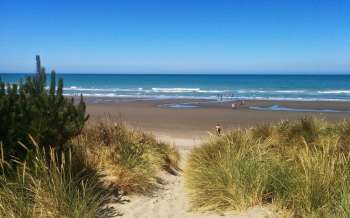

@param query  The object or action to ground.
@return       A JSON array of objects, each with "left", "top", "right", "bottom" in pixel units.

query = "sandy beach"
[
  {"left": 87, "top": 98, "right": 350, "bottom": 217},
  {"left": 86, "top": 98, "right": 350, "bottom": 139}
]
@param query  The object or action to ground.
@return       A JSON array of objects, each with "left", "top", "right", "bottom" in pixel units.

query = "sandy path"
[{"left": 112, "top": 134, "right": 277, "bottom": 218}]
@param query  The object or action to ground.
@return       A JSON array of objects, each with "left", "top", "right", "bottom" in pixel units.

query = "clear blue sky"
[{"left": 1, "top": 0, "right": 350, "bottom": 73}]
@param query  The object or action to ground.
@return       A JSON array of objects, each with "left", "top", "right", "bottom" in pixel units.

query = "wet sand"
[{"left": 85, "top": 98, "right": 350, "bottom": 139}]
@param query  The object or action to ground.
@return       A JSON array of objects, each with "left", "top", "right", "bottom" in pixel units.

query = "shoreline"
[{"left": 84, "top": 97, "right": 350, "bottom": 139}]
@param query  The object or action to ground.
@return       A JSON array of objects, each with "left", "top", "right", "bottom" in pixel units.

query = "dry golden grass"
[
  {"left": 0, "top": 137, "right": 112, "bottom": 218},
  {"left": 185, "top": 117, "right": 350, "bottom": 217},
  {"left": 72, "top": 121, "right": 180, "bottom": 194},
  {"left": 0, "top": 121, "right": 179, "bottom": 217}
]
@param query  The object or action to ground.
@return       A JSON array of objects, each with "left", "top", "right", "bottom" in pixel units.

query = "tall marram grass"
[
  {"left": 185, "top": 117, "right": 350, "bottom": 217},
  {"left": 0, "top": 137, "right": 112, "bottom": 218},
  {"left": 0, "top": 121, "right": 179, "bottom": 217},
  {"left": 73, "top": 121, "right": 180, "bottom": 194}
]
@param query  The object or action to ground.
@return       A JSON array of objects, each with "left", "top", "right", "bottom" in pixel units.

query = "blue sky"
[{"left": 1, "top": 0, "right": 350, "bottom": 73}]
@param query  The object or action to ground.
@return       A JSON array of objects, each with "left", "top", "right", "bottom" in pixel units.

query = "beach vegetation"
[
  {"left": 0, "top": 137, "right": 112, "bottom": 218},
  {"left": 0, "top": 56, "right": 179, "bottom": 217},
  {"left": 72, "top": 121, "right": 180, "bottom": 194},
  {"left": 185, "top": 117, "right": 350, "bottom": 217},
  {"left": 0, "top": 55, "right": 88, "bottom": 166},
  {"left": 0, "top": 121, "right": 179, "bottom": 217}
]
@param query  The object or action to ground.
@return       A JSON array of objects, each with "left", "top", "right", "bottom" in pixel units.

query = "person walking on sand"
[
  {"left": 231, "top": 102, "right": 238, "bottom": 109},
  {"left": 215, "top": 123, "right": 222, "bottom": 136}
]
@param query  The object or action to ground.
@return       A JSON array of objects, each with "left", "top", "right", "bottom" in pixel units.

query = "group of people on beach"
[{"left": 216, "top": 93, "right": 236, "bottom": 101}]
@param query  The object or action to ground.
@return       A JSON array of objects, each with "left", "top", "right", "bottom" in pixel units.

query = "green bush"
[{"left": 0, "top": 56, "right": 88, "bottom": 164}]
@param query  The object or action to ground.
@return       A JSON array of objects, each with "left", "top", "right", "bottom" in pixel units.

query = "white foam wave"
[
  {"left": 63, "top": 86, "right": 145, "bottom": 92},
  {"left": 317, "top": 90, "right": 350, "bottom": 94},
  {"left": 63, "top": 86, "right": 227, "bottom": 93},
  {"left": 61, "top": 86, "right": 350, "bottom": 102},
  {"left": 151, "top": 88, "right": 201, "bottom": 93},
  {"left": 150, "top": 88, "right": 227, "bottom": 93},
  {"left": 63, "top": 87, "right": 350, "bottom": 95},
  {"left": 151, "top": 88, "right": 225, "bottom": 93},
  {"left": 237, "top": 90, "right": 305, "bottom": 94},
  {"left": 63, "top": 92, "right": 350, "bottom": 102},
  {"left": 274, "top": 90, "right": 305, "bottom": 93}
]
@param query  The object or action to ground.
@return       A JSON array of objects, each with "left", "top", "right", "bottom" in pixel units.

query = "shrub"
[{"left": 0, "top": 56, "right": 88, "bottom": 164}]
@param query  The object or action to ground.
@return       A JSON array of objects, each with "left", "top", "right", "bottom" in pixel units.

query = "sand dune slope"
[{"left": 112, "top": 135, "right": 277, "bottom": 218}]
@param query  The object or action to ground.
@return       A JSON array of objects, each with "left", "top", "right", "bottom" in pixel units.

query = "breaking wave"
[{"left": 60, "top": 86, "right": 350, "bottom": 101}]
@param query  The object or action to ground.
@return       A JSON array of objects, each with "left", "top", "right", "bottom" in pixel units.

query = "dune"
[{"left": 112, "top": 133, "right": 277, "bottom": 218}]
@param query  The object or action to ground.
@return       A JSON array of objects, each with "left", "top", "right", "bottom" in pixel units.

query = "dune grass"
[
  {"left": 185, "top": 117, "right": 350, "bottom": 217},
  {"left": 0, "top": 122, "right": 179, "bottom": 217},
  {"left": 0, "top": 137, "right": 112, "bottom": 218},
  {"left": 72, "top": 121, "right": 180, "bottom": 194}
]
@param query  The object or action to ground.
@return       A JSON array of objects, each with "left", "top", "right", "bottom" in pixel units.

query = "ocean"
[{"left": 1, "top": 74, "right": 350, "bottom": 102}]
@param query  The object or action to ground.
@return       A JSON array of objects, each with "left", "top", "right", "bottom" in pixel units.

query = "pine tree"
[{"left": 0, "top": 56, "right": 88, "bottom": 164}]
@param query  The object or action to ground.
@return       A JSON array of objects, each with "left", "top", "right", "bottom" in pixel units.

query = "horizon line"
[{"left": 1, "top": 72, "right": 350, "bottom": 76}]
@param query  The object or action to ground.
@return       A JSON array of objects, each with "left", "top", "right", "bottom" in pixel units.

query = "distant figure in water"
[
  {"left": 217, "top": 94, "right": 223, "bottom": 101},
  {"left": 215, "top": 123, "right": 222, "bottom": 136}
]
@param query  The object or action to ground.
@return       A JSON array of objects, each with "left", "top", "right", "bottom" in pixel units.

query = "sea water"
[{"left": 1, "top": 74, "right": 350, "bottom": 102}]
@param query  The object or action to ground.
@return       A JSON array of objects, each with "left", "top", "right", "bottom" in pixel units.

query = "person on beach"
[
  {"left": 232, "top": 100, "right": 245, "bottom": 109},
  {"left": 215, "top": 123, "right": 222, "bottom": 136}
]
